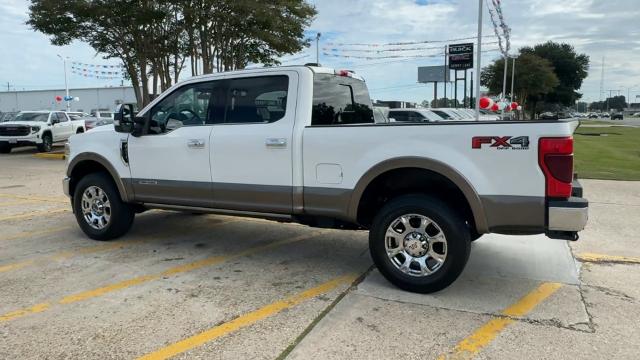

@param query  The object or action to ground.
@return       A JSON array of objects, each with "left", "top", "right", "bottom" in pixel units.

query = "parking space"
[{"left": 1, "top": 154, "right": 639, "bottom": 359}]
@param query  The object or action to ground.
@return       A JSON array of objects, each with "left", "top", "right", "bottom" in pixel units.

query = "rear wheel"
[
  {"left": 73, "top": 172, "right": 134, "bottom": 240},
  {"left": 369, "top": 194, "right": 471, "bottom": 293},
  {"left": 37, "top": 133, "right": 52, "bottom": 152}
]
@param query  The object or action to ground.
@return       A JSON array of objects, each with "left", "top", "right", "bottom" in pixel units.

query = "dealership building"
[{"left": 0, "top": 86, "right": 137, "bottom": 113}]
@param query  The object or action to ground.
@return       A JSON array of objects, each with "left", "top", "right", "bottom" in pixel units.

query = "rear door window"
[
  {"left": 312, "top": 74, "right": 374, "bottom": 125},
  {"left": 225, "top": 75, "right": 289, "bottom": 124}
]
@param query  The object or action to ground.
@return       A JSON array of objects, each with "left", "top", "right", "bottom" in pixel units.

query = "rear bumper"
[{"left": 548, "top": 197, "right": 589, "bottom": 232}]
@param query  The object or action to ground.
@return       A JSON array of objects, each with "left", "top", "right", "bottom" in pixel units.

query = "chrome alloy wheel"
[
  {"left": 81, "top": 186, "right": 111, "bottom": 230},
  {"left": 385, "top": 214, "right": 448, "bottom": 277}
]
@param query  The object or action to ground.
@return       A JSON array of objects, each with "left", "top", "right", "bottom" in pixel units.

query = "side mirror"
[
  {"left": 114, "top": 104, "right": 135, "bottom": 133},
  {"left": 51, "top": 118, "right": 60, "bottom": 125}
]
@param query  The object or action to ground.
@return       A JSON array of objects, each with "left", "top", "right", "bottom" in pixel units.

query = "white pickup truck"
[
  {"left": 63, "top": 66, "right": 588, "bottom": 293},
  {"left": 0, "top": 111, "right": 85, "bottom": 153}
]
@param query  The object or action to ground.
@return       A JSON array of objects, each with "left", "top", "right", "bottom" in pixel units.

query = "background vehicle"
[
  {"left": 388, "top": 108, "right": 444, "bottom": 122},
  {"left": 90, "top": 109, "right": 114, "bottom": 119},
  {"left": 0, "top": 112, "right": 18, "bottom": 122},
  {"left": 601, "top": 112, "right": 610, "bottom": 118},
  {"left": 611, "top": 113, "right": 623, "bottom": 120},
  {"left": 540, "top": 112, "right": 558, "bottom": 120},
  {"left": 64, "top": 66, "right": 588, "bottom": 293},
  {"left": 0, "top": 110, "right": 85, "bottom": 153}
]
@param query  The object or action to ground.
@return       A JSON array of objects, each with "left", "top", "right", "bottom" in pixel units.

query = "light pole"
[
  {"left": 57, "top": 55, "right": 70, "bottom": 111},
  {"left": 501, "top": 54, "right": 508, "bottom": 120},
  {"left": 474, "top": 0, "right": 483, "bottom": 121},
  {"left": 510, "top": 54, "right": 516, "bottom": 101},
  {"left": 315, "top": 33, "right": 321, "bottom": 65}
]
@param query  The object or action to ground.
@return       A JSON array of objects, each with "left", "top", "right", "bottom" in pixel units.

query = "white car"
[
  {"left": 0, "top": 111, "right": 85, "bottom": 153},
  {"left": 64, "top": 65, "right": 588, "bottom": 293},
  {"left": 387, "top": 108, "right": 446, "bottom": 122}
]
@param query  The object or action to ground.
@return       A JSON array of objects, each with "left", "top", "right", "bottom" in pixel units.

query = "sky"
[{"left": 1, "top": 0, "right": 639, "bottom": 105}]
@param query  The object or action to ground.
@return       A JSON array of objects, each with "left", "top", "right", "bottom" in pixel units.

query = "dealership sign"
[{"left": 448, "top": 43, "right": 474, "bottom": 70}]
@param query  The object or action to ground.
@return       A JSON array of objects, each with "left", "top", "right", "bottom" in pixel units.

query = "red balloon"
[
  {"left": 491, "top": 103, "right": 499, "bottom": 112},
  {"left": 55, "top": 96, "right": 63, "bottom": 102},
  {"left": 511, "top": 102, "right": 518, "bottom": 110},
  {"left": 479, "top": 97, "right": 493, "bottom": 109}
]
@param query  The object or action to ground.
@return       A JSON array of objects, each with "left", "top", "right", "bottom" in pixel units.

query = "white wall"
[{"left": 0, "top": 87, "right": 137, "bottom": 112}]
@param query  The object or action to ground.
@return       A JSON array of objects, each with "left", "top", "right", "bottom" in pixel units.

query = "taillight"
[{"left": 539, "top": 137, "right": 573, "bottom": 198}]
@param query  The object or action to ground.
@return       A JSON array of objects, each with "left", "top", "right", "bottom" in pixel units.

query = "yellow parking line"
[
  {"left": 0, "top": 219, "right": 236, "bottom": 274},
  {"left": 0, "top": 193, "right": 68, "bottom": 204},
  {"left": 33, "top": 153, "right": 65, "bottom": 160},
  {"left": 438, "top": 282, "right": 562, "bottom": 360},
  {"left": 137, "top": 273, "right": 358, "bottom": 360},
  {"left": 0, "top": 231, "right": 321, "bottom": 323},
  {"left": 0, "top": 226, "right": 74, "bottom": 242},
  {"left": 0, "top": 199, "right": 43, "bottom": 207},
  {"left": 0, "top": 260, "right": 34, "bottom": 273},
  {"left": 0, "top": 208, "right": 70, "bottom": 222},
  {"left": 577, "top": 253, "right": 640, "bottom": 265}
]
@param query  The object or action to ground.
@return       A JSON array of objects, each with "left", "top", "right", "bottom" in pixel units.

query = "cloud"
[{"left": 1, "top": 0, "right": 638, "bottom": 104}]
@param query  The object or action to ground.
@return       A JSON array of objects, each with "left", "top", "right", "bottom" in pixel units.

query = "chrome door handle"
[
  {"left": 265, "top": 138, "right": 287, "bottom": 147},
  {"left": 187, "top": 139, "right": 205, "bottom": 148}
]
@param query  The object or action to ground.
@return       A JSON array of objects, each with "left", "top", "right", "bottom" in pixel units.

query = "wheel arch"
[
  {"left": 67, "top": 153, "right": 132, "bottom": 202},
  {"left": 348, "top": 157, "right": 488, "bottom": 233}
]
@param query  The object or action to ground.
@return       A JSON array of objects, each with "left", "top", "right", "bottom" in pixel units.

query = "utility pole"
[
  {"left": 510, "top": 55, "right": 516, "bottom": 102},
  {"left": 474, "top": 0, "right": 483, "bottom": 120},
  {"left": 444, "top": 45, "right": 447, "bottom": 107},
  {"left": 6, "top": 82, "right": 9, "bottom": 92},
  {"left": 501, "top": 54, "right": 508, "bottom": 120},
  {"left": 599, "top": 56, "right": 605, "bottom": 101},
  {"left": 57, "top": 54, "right": 71, "bottom": 111},
  {"left": 315, "top": 33, "right": 321, "bottom": 65}
]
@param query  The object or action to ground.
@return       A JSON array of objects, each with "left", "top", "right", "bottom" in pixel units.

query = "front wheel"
[
  {"left": 37, "top": 133, "right": 52, "bottom": 152},
  {"left": 73, "top": 172, "right": 134, "bottom": 240},
  {"left": 369, "top": 194, "right": 471, "bottom": 293}
]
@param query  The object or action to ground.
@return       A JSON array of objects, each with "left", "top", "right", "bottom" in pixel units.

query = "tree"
[
  {"left": 481, "top": 53, "right": 559, "bottom": 119},
  {"left": 430, "top": 98, "right": 461, "bottom": 108},
  {"left": 27, "top": 0, "right": 316, "bottom": 107},
  {"left": 590, "top": 96, "right": 627, "bottom": 112},
  {"left": 520, "top": 42, "right": 589, "bottom": 106}
]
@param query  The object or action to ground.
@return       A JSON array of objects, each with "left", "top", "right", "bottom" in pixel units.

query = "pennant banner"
[
  {"left": 71, "top": 61, "right": 124, "bottom": 69},
  {"left": 325, "top": 35, "right": 496, "bottom": 47}
]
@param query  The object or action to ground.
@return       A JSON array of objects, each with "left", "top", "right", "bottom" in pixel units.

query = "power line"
[
  {"left": 325, "top": 34, "right": 497, "bottom": 47},
  {"left": 323, "top": 41, "right": 499, "bottom": 53}
]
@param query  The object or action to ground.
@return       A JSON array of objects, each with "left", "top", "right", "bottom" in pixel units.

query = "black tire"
[
  {"left": 76, "top": 128, "right": 84, "bottom": 134},
  {"left": 0, "top": 145, "right": 11, "bottom": 154},
  {"left": 73, "top": 172, "right": 135, "bottom": 241},
  {"left": 369, "top": 194, "right": 471, "bottom": 293},
  {"left": 37, "top": 133, "right": 52, "bottom": 152}
]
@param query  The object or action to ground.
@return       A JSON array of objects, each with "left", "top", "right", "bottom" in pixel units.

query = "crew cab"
[
  {"left": 63, "top": 66, "right": 588, "bottom": 293},
  {"left": 0, "top": 111, "right": 85, "bottom": 153}
]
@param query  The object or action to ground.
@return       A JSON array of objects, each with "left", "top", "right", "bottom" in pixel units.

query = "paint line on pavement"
[
  {"left": 577, "top": 253, "right": 640, "bottom": 265},
  {"left": 0, "top": 231, "right": 321, "bottom": 323},
  {"left": 0, "top": 193, "right": 68, "bottom": 204},
  {"left": 137, "top": 273, "right": 358, "bottom": 360},
  {"left": 33, "top": 153, "right": 65, "bottom": 160},
  {"left": 0, "top": 226, "right": 73, "bottom": 242},
  {"left": 438, "top": 282, "right": 562, "bottom": 360},
  {"left": 0, "top": 208, "right": 70, "bottom": 222}
]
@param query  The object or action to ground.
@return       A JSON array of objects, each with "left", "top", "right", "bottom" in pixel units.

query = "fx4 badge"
[{"left": 472, "top": 136, "right": 530, "bottom": 150}]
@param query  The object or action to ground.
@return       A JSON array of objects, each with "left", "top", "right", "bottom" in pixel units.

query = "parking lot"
[{"left": 1, "top": 148, "right": 639, "bottom": 359}]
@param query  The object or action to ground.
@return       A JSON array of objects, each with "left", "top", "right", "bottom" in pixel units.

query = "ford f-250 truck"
[{"left": 63, "top": 66, "right": 588, "bottom": 293}]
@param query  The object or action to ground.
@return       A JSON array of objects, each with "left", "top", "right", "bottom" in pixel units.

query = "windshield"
[{"left": 13, "top": 112, "right": 48, "bottom": 122}]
